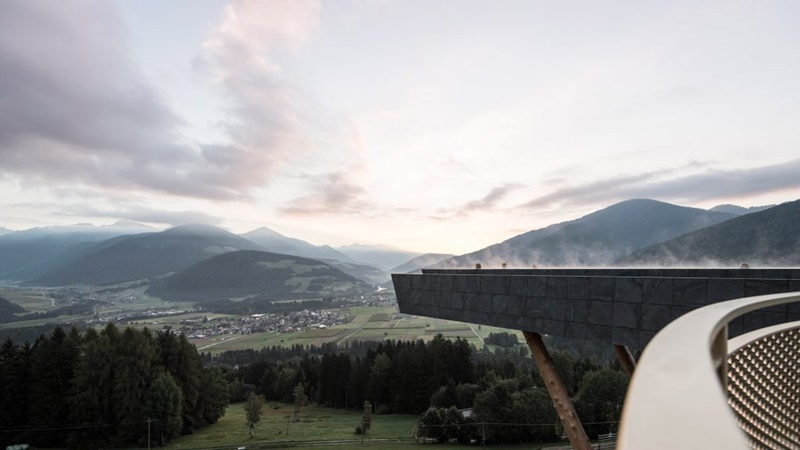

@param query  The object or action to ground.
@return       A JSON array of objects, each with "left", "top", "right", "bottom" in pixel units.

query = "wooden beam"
[
  {"left": 523, "top": 331, "right": 592, "bottom": 450},
  {"left": 614, "top": 344, "right": 637, "bottom": 378}
]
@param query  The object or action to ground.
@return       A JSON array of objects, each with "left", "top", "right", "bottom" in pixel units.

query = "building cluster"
[{"left": 182, "top": 309, "right": 349, "bottom": 338}]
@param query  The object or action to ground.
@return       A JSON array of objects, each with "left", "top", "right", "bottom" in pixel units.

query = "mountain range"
[
  {"left": 436, "top": 199, "right": 738, "bottom": 268},
  {"left": 620, "top": 199, "right": 800, "bottom": 266},
  {"left": 1, "top": 198, "right": 797, "bottom": 302}
]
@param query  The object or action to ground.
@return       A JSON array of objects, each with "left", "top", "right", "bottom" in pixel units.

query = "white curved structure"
[{"left": 618, "top": 292, "right": 800, "bottom": 450}]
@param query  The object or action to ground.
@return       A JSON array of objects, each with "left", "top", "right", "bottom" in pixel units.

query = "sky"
[{"left": 1, "top": 0, "right": 800, "bottom": 254}]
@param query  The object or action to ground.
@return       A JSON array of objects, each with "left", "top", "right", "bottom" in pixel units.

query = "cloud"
[
  {"left": 462, "top": 183, "right": 526, "bottom": 212},
  {"left": 520, "top": 158, "right": 800, "bottom": 209},
  {"left": 65, "top": 204, "right": 224, "bottom": 227},
  {"left": 191, "top": 0, "right": 322, "bottom": 190},
  {"left": 280, "top": 170, "right": 370, "bottom": 216},
  {"left": 0, "top": 0, "right": 322, "bottom": 201}
]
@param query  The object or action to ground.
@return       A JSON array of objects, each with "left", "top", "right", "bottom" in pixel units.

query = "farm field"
[
  {"left": 1, "top": 286, "right": 524, "bottom": 353},
  {"left": 0, "top": 287, "right": 58, "bottom": 312},
  {"left": 189, "top": 305, "right": 523, "bottom": 355}
]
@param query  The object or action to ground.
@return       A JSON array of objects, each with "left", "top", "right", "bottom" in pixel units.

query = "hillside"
[
  {"left": 390, "top": 253, "right": 455, "bottom": 274},
  {"left": 438, "top": 199, "right": 736, "bottom": 268},
  {"left": 0, "top": 296, "right": 26, "bottom": 322},
  {"left": 241, "top": 227, "right": 353, "bottom": 262},
  {"left": 620, "top": 200, "right": 799, "bottom": 266},
  {"left": 325, "top": 260, "right": 391, "bottom": 285},
  {"left": 146, "top": 250, "right": 374, "bottom": 302},
  {"left": 709, "top": 204, "right": 774, "bottom": 215},
  {"left": 27, "top": 224, "right": 264, "bottom": 286},
  {"left": 0, "top": 222, "right": 152, "bottom": 281}
]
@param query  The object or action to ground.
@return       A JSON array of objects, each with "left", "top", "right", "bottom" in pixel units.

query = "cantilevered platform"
[
  {"left": 392, "top": 268, "right": 800, "bottom": 351},
  {"left": 393, "top": 268, "right": 800, "bottom": 450}
]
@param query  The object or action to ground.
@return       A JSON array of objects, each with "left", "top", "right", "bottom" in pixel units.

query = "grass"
[
  {"left": 0, "top": 287, "right": 57, "bottom": 312},
  {"left": 161, "top": 403, "right": 568, "bottom": 450},
  {"left": 164, "top": 403, "right": 417, "bottom": 449}
]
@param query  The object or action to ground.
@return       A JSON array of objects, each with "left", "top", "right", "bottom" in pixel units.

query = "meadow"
[{"left": 163, "top": 403, "right": 565, "bottom": 450}]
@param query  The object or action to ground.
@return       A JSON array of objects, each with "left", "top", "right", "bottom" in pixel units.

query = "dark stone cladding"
[{"left": 392, "top": 268, "right": 800, "bottom": 350}]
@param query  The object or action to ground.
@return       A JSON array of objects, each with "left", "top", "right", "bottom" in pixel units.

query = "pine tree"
[{"left": 27, "top": 326, "right": 80, "bottom": 447}]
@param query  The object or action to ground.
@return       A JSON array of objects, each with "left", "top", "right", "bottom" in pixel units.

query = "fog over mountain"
[
  {"left": 621, "top": 200, "right": 799, "bottom": 266},
  {"left": 5, "top": 198, "right": 798, "bottom": 290},
  {"left": 437, "top": 199, "right": 737, "bottom": 268}
]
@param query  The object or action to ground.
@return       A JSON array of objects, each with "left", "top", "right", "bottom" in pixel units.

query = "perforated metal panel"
[{"left": 728, "top": 328, "right": 800, "bottom": 450}]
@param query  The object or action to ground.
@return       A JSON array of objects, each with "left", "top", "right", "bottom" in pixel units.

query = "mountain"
[
  {"left": 0, "top": 227, "right": 11, "bottom": 236},
  {"left": 390, "top": 253, "right": 455, "bottom": 274},
  {"left": 336, "top": 244, "right": 420, "bottom": 270},
  {"left": 620, "top": 200, "right": 799, "bottom": 266},
  {"left": 146, "top": 250, "right": 373, "bottom": 302},
  {"left": 710, "top": 204, "right": 774, "bottom": 216},
  {"left": 0, "top": 296, "right": 26, "bottom": 322},
  {"left": 27, "top": 224, "right": 263, "bottom": 286},
  {"left": 241, "top": 227, "right": 353, "bottom": 262},
  {"left": 438, "top": 199, "right": 737, "bottom": 268},
  {"left": 325, "top": 260, "right": 391, "bottom": 285},
  {"left": 0, "top": 222, "right": 154, "bottom": 281}
]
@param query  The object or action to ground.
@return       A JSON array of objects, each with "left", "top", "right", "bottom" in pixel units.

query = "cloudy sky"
[{"left": 2, "top": 0, "right": 799, "bottom": 254}]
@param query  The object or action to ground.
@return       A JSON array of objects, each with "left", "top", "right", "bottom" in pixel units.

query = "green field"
[
  {"left": 189, "top": 305, "right": 524, "bottom": 355},
  {"left": 0, "top": 287, "right": 58, "bottom": 312},
  {"left": 163, "top": 403, "right": 566, "bottom": 450},
  {"left": 164, "top": 402, "right": 418, "bottom": 449}
]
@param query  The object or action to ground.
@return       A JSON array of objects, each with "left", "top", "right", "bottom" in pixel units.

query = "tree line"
[
  {"left": 220, "top": 335, "right": 628, "bottom": 444},
  {"left": 0, "top": 325, "right": 229, "bottom": 449}
]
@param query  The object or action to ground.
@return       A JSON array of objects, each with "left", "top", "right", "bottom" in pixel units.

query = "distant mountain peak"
[
  {"left": 709, "top": 204, "right": 774, "bottom": 216},
  {"left": 244, "top": 226, "right": 287, "bottom": 238},
  {"left": 164, "top": 224, "right": 231, "bottom": 235},
  {"left": 436, "top": 198, "right": 737, "bottom": 268},
  {"left": 109, "top": 219, "right": 151, "bottom": 229}
]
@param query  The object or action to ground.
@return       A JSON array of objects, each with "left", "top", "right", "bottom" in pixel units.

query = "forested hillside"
[{"left": 147, "top": 250, "right": 373, "bottom": 302}]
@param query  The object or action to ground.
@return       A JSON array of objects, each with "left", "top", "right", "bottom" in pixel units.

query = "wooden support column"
[
  {"left": 523, "top": 331, "right": 592, "bottom": 450},
  {"left": 614, "top": 344, "right": 637, "bottom": 378}
]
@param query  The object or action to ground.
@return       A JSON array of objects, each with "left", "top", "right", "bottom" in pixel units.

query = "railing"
[{"left": 617, "top": 292, "right": 800, "bottom": 450}]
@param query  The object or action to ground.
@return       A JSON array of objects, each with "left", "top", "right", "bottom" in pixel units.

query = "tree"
[
  {"left": 366, "top": 354, "right": 392, "bottom": 411},
  {"left": 416, "top": 407, "right": 444, "bottom": 442},
  {"left": 360, "top": 400, "right": 373, "bottom": 434},
  {"left": 199, "top": 366, "right": 230, "bottom": 425},
  {"left": 574, "top": 369, "right": 629, "bottom": 437},
  {"left": 145, "top": 372, "right": 183, "bottom": 446},
  {"left": 245, "top": 391, "right": 263, "bottom": 439},
  {"left": 293, "top": 383, "right": 307, "bottom": 420},
  {"left": 27, "top": 326, "right": 80, "bottom": 447}
]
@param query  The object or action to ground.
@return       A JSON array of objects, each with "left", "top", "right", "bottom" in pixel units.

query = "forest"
[
  {"left": 219, "top": 332, "right": 628, "bottom": 444},
  {"left": 0, "top": 325, "right": 229, "bottom": 448},
  {"left": 1, "top": 328, "right": 628, "bottom": 448}
]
